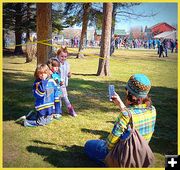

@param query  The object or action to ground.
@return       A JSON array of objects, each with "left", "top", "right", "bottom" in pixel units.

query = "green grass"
[{"left": 3, "top": 48, "right": 177, "bottom": 167}]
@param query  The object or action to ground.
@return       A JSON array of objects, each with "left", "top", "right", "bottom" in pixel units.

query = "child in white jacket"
[{"left": 57, "top": 46, "right": 77, "bottom": 117}]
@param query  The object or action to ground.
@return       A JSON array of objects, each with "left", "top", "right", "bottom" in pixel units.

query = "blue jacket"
[
  {"left": 51, "top": 72, "right": 63, "bottom": 99},
  {"left": 33, "top": 78, "right": 59, "bottom": 116}
]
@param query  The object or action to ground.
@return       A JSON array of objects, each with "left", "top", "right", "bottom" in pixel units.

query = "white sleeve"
[{"left": 66, "top": 61, "right": 70, "bottom": 74}]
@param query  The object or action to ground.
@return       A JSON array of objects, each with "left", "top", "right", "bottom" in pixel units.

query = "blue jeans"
[
  {"left": 84, "top": 140, "right": 109, "bottom": 166},
  {"left": 54, "top": 100, "right": 62, "bottom": 114},
  {"left": 24, "top": 115, "right": 53, "bottom": 127},
  {"left": 24, "top": 108, "right": 53, "bottom": 127}
]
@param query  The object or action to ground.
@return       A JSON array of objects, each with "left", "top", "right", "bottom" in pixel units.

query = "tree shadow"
[
  {"left": 3, "top": 70, "right": 124, "bottom": 121},
  {"left": 106, "top": 120, "right": 114, "bottom": 124},
  {"left": 81, "top": 128, "right": 109, "bottom": 139},
  {"left": 3, "top": 68, "right": 178, "bottom": 157},
  {"left": 150, "top": 136, "right": 177, "bottom": 155},
  {"left": 7, "top": 62, "right": 28, "bottom": 65},
  {"left": 72, "top": 73, "right": 97, "bottom": 76},
  {"left": 26, "top": 141, "right": 99, "bottom": 167},
  {"left": 3, "top": 72, "right": 34, "bottom": 120},
  {"left": 4, "top": 68, "right": 34, "bottom": 73},
  {"left": 68, "top": 52, "right": 77, "bottom": 57},
  {"left": 3, "top": 48, "right": 26, "bottom": 57},
  {"left": 3, "top": 48, "right": 15, "bottom": 57},
  {"left": 32, "top": 140, "right": 57, "bottom": 146}
]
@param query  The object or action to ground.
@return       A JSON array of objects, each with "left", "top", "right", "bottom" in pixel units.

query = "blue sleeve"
[
  {"left": 33, "top": 80, "right": 48, "bottom": 98},
  {"left": 54, "top": 84, "right": 60, "bottom": 102}
]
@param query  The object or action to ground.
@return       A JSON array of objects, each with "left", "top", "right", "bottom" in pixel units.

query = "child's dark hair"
[
  {"left": 57, "top": 46, "right": 68, "bottom": 56},
  {"left": 47, "top": 58, "right": 60, "bottom": 71},
  {"left": 125, "top": 90, "right": 152, "bottom": 107},
  {"left": 34, "top": 64, "right": 50, "bottom": 79}
]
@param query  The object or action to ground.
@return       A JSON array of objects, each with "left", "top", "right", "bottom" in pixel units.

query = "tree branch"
[{"left": 116, "top": 10, "right": 158, "bottom": 18}]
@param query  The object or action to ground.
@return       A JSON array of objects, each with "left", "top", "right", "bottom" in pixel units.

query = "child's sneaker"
[
  {"left": 24, "top": 119, "right": 36, "bottom": 127},
  {"left": 15, "top": 115, "right": 26, "bottom": 124},
  {"left": 26, "top": 110, "right": 37, "bottom": 120},
  {"left": 53, "top": 114, "right": 62, "bottom": 120},
  {"left": 68, "top": 106, "right": 77, "bottom": 117}
]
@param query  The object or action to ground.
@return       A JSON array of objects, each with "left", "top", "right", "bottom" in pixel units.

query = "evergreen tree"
[
  {"left": 3, "top": 3, "right": 36, "bottom": 54},
  {"left": 37, "top": 3, "right": 52, "bottom": 65},
  {"left": 52, "top": 3, "right": 66, "bottom": 33},
  {"left": 63, "top": 3, "right": 103, "bottom": 58},
  {"left": 97, "top": 3, "right": 113, "bottom": 76}
]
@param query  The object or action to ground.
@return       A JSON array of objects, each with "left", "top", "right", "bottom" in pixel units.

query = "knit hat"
[{"left": 126, "top": 74, "right": 151, "bottom": 98}]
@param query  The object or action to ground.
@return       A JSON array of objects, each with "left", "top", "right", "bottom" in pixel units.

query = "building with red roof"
[{"left": 149, "top": 22, "right": 176, "bottom": 36}]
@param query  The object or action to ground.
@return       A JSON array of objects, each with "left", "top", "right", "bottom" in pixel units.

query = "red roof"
[{"left": 150, "top": 22, "right": 176, "bottom": 36}]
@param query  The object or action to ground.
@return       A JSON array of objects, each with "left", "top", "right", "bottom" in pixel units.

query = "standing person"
[
  {"left": 115, "top": 37, "right": 118, "bottom": 49},
  {"left": 170, "top": 39, "right": 175, "bottom": 53},
  {"left": 47, "top": 58, "right": 63, "bottom": 120},
  {"left": 152, "top": 39, "right": 155, "bottom": 49},
  {"left": 84, "top": 74, "right": 156, "bottom": 167},
  {"left": 162, "top": 39, "right": 168, "bottom": 57},
  {"left": 148, "top": 39, "right": 151, "bottom": 49},
  {"left": 157, "top": 39, "right": 161, "bottom": 54},
  {"left": 123, "top": 37, "right": 127, "bottom": 48},
  {"left": 16, "top": 64, "right": 59, "bottom": 127},
  {"left": 175, "top": 39, "right": 178, "bottom": 53},
  {"left": 57, "top": 46, "right": 77, "bottom": 117},
  {"left": 159, "top": 39, "right": 165, "bottom": 58}
]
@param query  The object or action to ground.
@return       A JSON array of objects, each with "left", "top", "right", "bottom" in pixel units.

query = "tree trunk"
[
  {"left": 97, "top": 3, "right": 112, "bottom": 76},
  {"left": 77, "top": 3, "right": 91, "bottom": 58},
  {"left": 26, "top": 3, "right": 31, "bottom": 42},
  {"left": 25, "top": 3, "right": 32, "bottom": 63},
  {"left": 3, "top": 29, "right": 5, "bottom": 49},
  {"left": 110, "top": 25, "right": 115, "bottom": 56},
  {"left": 37, "top": 3, "right": 52, "bottom": 65},
  {"left": 26, "top": 40, "right": 37, "bottom": 63},
  {"left": 110, "top": 4, "right": 117, "bottom": 56},
  {"left": 14, "top": 3, "right": 24, "bottom": 55}
]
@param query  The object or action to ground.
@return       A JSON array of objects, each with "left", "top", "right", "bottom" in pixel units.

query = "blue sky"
[{"left": 115, "top": 3, "right": 178, "bottom": 32}]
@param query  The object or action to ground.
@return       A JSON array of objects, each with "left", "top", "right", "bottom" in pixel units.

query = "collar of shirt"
[{"left": 129, "top": 104, "right": 147, "bottom": 109}]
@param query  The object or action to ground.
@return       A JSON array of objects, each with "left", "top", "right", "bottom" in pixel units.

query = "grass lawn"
[{"left": 3, "top": 48, "right": 177, "bottom": 167}]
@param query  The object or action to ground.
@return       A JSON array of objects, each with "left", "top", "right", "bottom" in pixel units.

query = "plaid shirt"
[{"left": 106, "top": 104, "right": 156, "bottom": 150}]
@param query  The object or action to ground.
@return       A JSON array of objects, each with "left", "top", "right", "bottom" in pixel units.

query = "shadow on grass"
[
  {"left": 4, "top": 68, "right": 34, "bottom": 73},
  {"left": 81, "top": 128, "right": 109, "bottom": 139},
  {"left": 32, "top": 140, "right": 58, "bottom": 146},
  {"left": 3, "top": 48, "right": 15, "bottom": 57},
  {"left": 106, "top": 120, "right": 114, "bottom": 124},
  {"left": 68, "top": 52, "right": 78, "bottom": 57},
  {"left": 3, "top": 71, "right": 123, "bottom": 121},
  {"left": 3, "top": 72, "right": 34, "bottom": 121},
  {"left": 3, "top": 48, "right": 27, "bottom": 58},
  {"left": 3, "top": 69, "right": 177, "bottom": 157},
  {"left": 72, "top": 73, "right": 97, "bottom": 76},
  {"left": 26, "top": 143, "right": 99, "bottom": 167}
]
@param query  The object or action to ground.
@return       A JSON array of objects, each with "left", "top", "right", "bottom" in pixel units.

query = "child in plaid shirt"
[{"left": 84, "top": 74, "right": 157, "bottom": 166}]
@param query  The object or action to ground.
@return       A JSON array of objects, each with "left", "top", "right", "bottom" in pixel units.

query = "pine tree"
[{"left": 97, "top": 3, "right": 113, "bottom": 76}]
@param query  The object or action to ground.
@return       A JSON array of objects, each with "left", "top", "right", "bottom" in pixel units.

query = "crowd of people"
[
  {"left": 113, "top": 36, "right": 178, "bottom": 51},
  {"left": 52, "top": 35, "right": 178, "bottom": 57}
]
